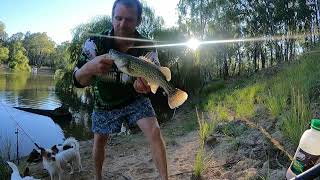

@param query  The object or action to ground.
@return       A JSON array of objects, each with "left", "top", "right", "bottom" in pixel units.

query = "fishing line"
[{"left": 0, "top": 102, "right": 41, "bottom": 149}]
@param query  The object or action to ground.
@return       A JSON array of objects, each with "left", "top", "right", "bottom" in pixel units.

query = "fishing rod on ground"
[
  {"left": 291, "top": 163, "right": 320, "bottom": 179},
  {"left": 0, "top": 102, "right": 42, "bottom": 159}
]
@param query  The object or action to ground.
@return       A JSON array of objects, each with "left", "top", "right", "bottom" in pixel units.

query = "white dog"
[
  {"left": 40, "top": 137, "right": 82, "bottom": 180},
  {"left": 7, "top": 161, "right": 40, "bottom": 180}
]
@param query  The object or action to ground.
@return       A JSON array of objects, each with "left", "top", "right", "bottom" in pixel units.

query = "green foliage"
[
  {"left": 54, "top": 68, "right": 74, "bottom": 93},
  {"left": 51, "top": 42, "right": 72, "bottom": 70},
  {"left": 196, "top": 108, "right": 216, "bottom": 145},
  {"left": 193, "top": 108, "right": 215, "bottom": 178},
  {"left": 69, "top": 16, "right": 112, "bottom": 63},
  {"left": 8, "top": 42, "right": 30, "bottom": 71},
  {"left": 282, "top": 89, "right": 312, "bottom": 146},
  {"left": 200, "top": 80, "right": 225, "bottom": 95},
  {"left": 0, "top": 21, "right": 8, "bottom": 42},
  {"left": 138, "top": 1, "right": 164, "bottom": 39},
  {"left": 0, "top": 47, "right": 9, "bottom": 63},
  {"left": 265, "top": 89, "right": 287, "bottom": 118},
  {"left": 218, "top": 121, "right": 248, "bottom": 137},
  {"left": 193, "top": 146, "right": 206, "bottom": 177},
  {"left": 0, "top": 157, "right": 10, "bottom": 180},
  {"left": 204, "top": 48, "right": 320, "bottom": 146},
  {"left": 23, "top": 32, "right": 55, "bottom": 67}
]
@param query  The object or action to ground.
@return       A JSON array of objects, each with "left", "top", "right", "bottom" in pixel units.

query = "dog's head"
[
  {"left": 40, "top": 147, "right": 56, "bottom": 162},
  {"left": 27, "top": 149, "right": 42, "bottom": 163},
  {"left": 51, "top": 144, "right": 73, "bottom": 155}
]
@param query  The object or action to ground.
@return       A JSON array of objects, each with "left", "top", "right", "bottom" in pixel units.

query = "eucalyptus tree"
[
  {"left": 0, "top": 47, "right": 9, "bottom": 64},
  {"left": 7, "top": 42, "right": 30, "bottom": 71},
  {"left": 23, "top": 32, "right": 55, "bottom": 67},
  {"left": 138, "top": 1, "right": 164, "bottom": 39},
  {"left": 0, "top": 21, "right": 8, "bottom": 44}
]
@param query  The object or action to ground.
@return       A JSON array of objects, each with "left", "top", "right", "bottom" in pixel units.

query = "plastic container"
[{"left": 286, "top": 119, "right": 320, "bottom": 179}]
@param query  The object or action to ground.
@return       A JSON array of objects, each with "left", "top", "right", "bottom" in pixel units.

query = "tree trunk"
[
  {"left": 261, "top": 46, "right": 266, "bottom": 69},
  {"left": 253, "top": 43, "right": 258, "bottom": 72},
  {"left": 270, "top": 43, "right": 273, "bottom": 66},
  {"left": 223, "top": 52, "right": 229, "bottom": 79}
]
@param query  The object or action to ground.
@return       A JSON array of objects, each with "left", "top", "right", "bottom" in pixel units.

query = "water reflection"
[
  {"left": 0, "top": 68, "right": 173, "bottom": 160},
  {"left": 0, "top": 104, "right": 64, "bottom": 160},
  {"left": 0, "top": 69, "right": 92, "bottom": 160}
]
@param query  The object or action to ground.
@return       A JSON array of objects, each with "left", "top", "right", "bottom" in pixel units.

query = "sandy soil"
[{"left": 24, "top": 104, "right": 300, "bottom": 180}]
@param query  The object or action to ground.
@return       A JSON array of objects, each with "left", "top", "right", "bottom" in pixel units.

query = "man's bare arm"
[{"left": 74, "top": 54, "right": 113, "bottom": 87}]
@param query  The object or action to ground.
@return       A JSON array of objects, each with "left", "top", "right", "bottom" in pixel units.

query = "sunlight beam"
[
  {"left": 130, "top": 32, "right": 319, "bottom": 49},
  {"left": 186, "top": 38, "right": 200, "bottom": 50}
]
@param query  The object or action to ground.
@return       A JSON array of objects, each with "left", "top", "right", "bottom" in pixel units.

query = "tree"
[
  {"left": 69, "top": 16, "right": 112, "bottom": 63},
  {"left": 23, "top": 32, "right": 55, "bottom": 67},
  {"left": 138, "top": 2, "right": 164, "bottom": 39},
  {"left": 51, "top": 41, "right": 71, "bottom": 70},
  {"left": 0, "top": 21, "right": 8, "bottom": 43},
  {"left": 0, "top": 47, "right": 9, "bottom": 63},
  {"left": 8, "top": 42, "right": 31, "bottom": 71},
  {"left": 8, "top": 32, "right": 24, "bottom": 43}
]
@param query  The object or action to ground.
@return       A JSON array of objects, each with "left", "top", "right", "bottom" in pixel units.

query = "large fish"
[{"left": 108, "top": 49, "right": 188, "bottom": 109}]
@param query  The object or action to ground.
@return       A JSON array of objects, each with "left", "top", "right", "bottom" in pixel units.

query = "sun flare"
[{"left": 186, "top": 38, "right": 200, "bottom": 50}]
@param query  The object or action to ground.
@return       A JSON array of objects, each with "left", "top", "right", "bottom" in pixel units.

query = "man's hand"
[
  {"left": 75, "top": 54, "right": 113, "bottom": 87},
  {"left": 85, "top": 54, "right": 113, "bottom": 76},
  {"left": 133, "top": 77, "right": 151, "bottom": 94}
]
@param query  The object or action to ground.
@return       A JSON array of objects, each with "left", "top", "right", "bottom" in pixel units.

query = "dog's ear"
[
  {"left": 51, "top": 145, "right": 59, "bottom": 154},
  {"left": 39, "top": 147, "right": 46, "bottom": 155},
  {"left": 63, "top": 145, "right": 73, "bottom": 150}
]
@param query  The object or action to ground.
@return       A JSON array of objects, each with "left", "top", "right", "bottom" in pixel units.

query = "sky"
[{"left": 0, "top": 0, "right": 180, "bottom": 44}]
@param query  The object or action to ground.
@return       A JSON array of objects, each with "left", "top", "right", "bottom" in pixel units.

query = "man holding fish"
[{"left": 72, "top": 0, "right": 187, "bottom": 179}]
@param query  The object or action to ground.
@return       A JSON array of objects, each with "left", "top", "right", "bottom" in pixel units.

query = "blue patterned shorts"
[{"left": 92, "top": 97, "right": 156, "bottom": 135}]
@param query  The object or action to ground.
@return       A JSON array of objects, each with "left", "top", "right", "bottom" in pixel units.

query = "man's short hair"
[{"left": 112, "top": 0, "right": 142, "bottom": 21}]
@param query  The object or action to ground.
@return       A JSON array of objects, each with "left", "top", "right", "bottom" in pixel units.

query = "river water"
[{"left": 0, "top": 68, "right": 92, "bottom": 160}]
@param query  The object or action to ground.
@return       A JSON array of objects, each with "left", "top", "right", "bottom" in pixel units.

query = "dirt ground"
[{"left": 23, "top": 103, "right": 300, "bottom": 180}]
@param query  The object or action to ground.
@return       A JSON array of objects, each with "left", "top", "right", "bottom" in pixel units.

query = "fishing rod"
[
  {"left": 291, "top": 163, "right": 320, "bottom": 179},
  {"left": 85, "top": 33, "right": 162, "bottom": 43},
  {"left": 0, "top": 102, "right": 41, "bottom": 149}
]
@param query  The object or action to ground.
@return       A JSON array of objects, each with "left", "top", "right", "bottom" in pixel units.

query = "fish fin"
[
  {"left": 147, "top": 82, "right": 159, "bottom": 94},
  {"left": 139, "top": 56, "right": 154, "bottom": 64},
  {"left": 168, "top": 88, "right": 188, "bottom": 109},
  {"left": 160, "top": 67, "right": 171, "bottom": 81},
  {"left": 144, "top": 52, "right": 153, "bottom": 59}
]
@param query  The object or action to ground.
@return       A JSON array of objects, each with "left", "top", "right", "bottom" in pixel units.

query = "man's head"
[{"left": 112, "top": 0, "right": 142, "bottom": 37}]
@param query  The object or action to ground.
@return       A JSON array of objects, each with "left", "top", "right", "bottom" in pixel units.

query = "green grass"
[
  {"left": 193, "top": 147, "right": 206, "bottom": 177},
  {"left": 0, "top": 157, "right": 10, "bottom": 180},
  {"left": 203, "top": 48, "right": 320, "bottom": 146},
  {"left": 193, "top": 108, "right": 215, "bottom": 178},
  {"left": 282, "top": 89, "right": 312, "bottom": 146}
]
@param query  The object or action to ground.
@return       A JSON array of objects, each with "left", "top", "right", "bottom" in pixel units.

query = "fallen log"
[{"left": 14, "top": 106, "right": 72, "bottom": 121}]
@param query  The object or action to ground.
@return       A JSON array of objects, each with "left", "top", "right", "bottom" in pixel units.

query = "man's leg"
[
  {"left": 93, "top": 133, "right": 108, "bottom": 180},
  {"left": 137, "top": 117, "right": 168, "bottom": 180}
]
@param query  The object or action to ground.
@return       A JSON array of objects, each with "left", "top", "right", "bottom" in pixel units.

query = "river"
[{"left": 0, "top": 68, "right": 92, "bottom": 160}]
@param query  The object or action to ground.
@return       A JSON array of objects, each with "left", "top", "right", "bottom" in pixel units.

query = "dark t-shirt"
[{"left": 74, "top": 29, "right": 159, "bottom": 111}]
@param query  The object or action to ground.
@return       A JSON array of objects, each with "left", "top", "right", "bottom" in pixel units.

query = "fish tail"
[{"left": 168, "top": 88, "right": 188, "bottom": 109}]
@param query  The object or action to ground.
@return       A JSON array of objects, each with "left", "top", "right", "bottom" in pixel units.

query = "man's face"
[{"left": 112, "top": 4, "right": 140, "bottom": 37}]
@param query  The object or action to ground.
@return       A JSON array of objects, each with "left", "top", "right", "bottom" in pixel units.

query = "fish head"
[{"left": 108, "top": 49, "right": 129, "bottom": 70}]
